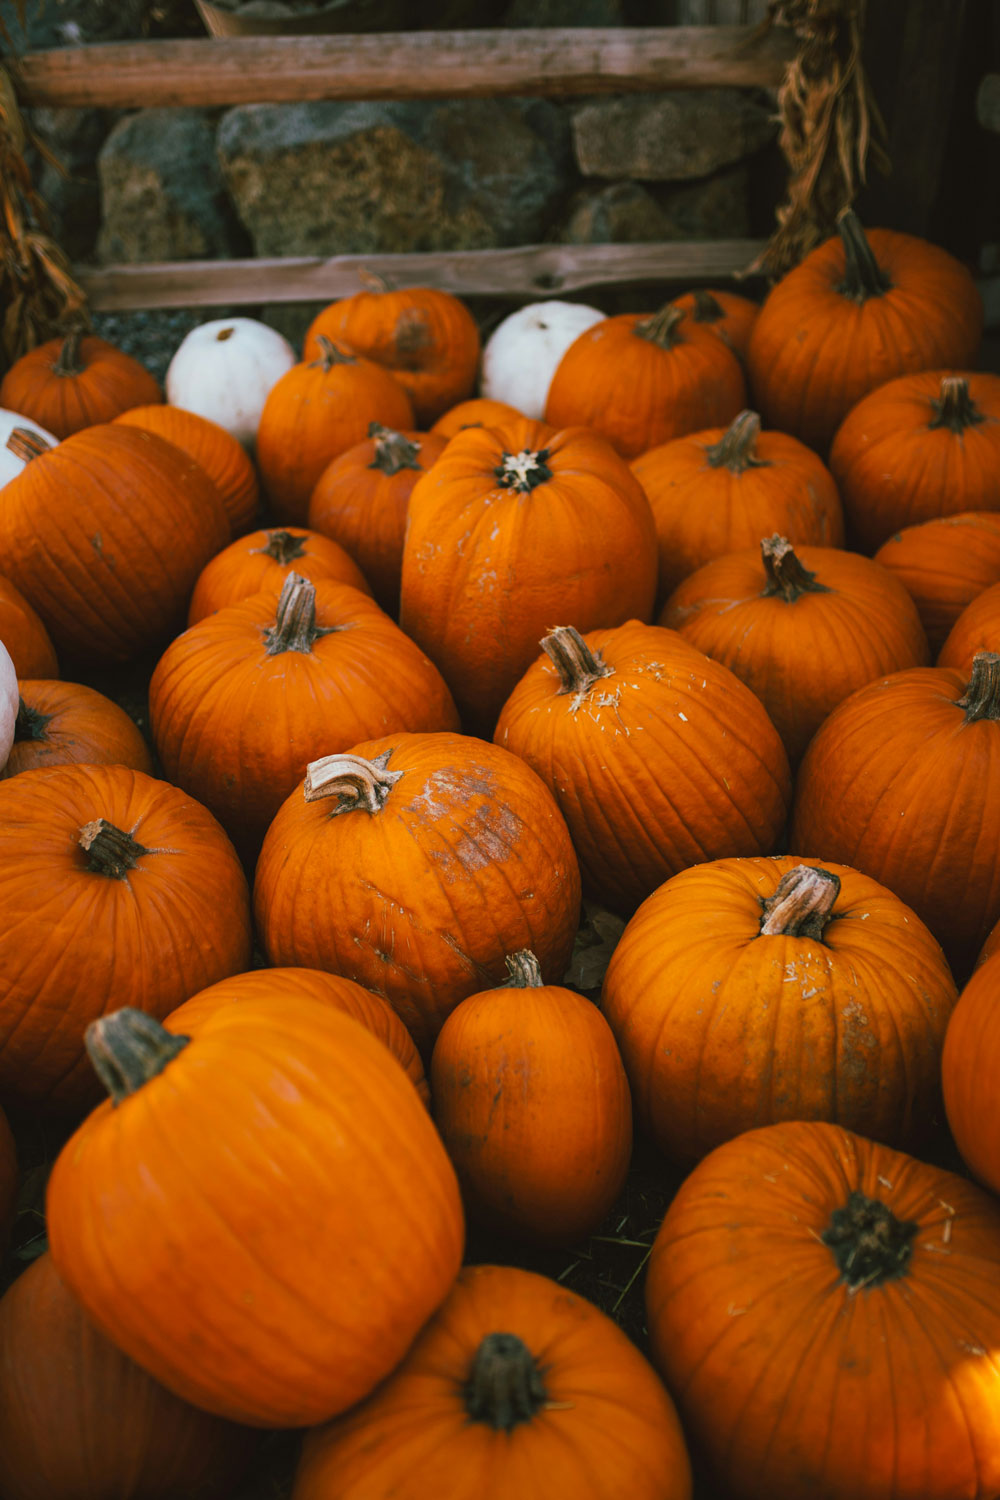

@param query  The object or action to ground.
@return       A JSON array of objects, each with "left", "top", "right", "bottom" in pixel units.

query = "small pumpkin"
[
  {"left": 0, "top": 330, "right": 163, "bottom": 439},
  {"left": 479, "top": 300, "right": 606, "bottom": 420},
  {"left": 669, "top": 287, "right": 759, "bottom": 362},
  {"left": 0, "top": 574, "right": 59, "bottom": 679},
  {"left": 430, "top": 396, "right": 524, "bottom": 440},
  {"left": 937, "top": 579, "right": 1000, "bottom": 673},
  {"left": 2, "top": 679, "right": 154, "bottom": 779},
  {"left": 165, "top": 316, "right": 296, "bottom": 449},
  {"left": 114, "top": 403, "right": 260, "bottom": 537},
  {"left": 0, "top": 1103, "right": 14, "bottom": 1247},
  {"left": 873, "top": 511, "right": 1000, "bottom": 653},
  {"left": 187, "top": 525, "right": 371, "bottom": 625},
  {"left": 942, "top": 949, "right": 1000, "bottom": 1195}
]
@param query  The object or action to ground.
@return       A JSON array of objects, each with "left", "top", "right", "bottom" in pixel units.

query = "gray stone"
[
  {"left": 96, "top": 108, "right": 247, "bottom": 263},
  {"left": 561, "top": 181, "right": 675, "bottom": 244},
  {"left": 501, "top": 0, "right": 625, "bottom": 24},
  {"left": 25, "top": 107, "right": 110, "bottom": 262},
  {"left": 656, "top": 161, "right": 751, "bottom": 238},
  {"left": 217, "top": 98, "right": 571, "bottom": 256},
  {"left": 571, "top": 89, "right": 777, "bottom": 181},
  {"left": 559, "top": 162, "right": 751, "bottom": 244}
]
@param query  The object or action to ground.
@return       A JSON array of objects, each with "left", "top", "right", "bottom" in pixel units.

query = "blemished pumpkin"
[
  {"left": 747, "top": 212, "right": 984, "bottom": 454},
  {"left": 46, "top": 997, "right": 465, "bottom": 1426},
  {"left": 0, "top": 1103, "right": 14, "bottom": 1247},
  {"left": 495, "top": 622, "right": 791, "bottom": 915},
  {"left": 254, "top": 732, "right": 582, "bottom": 1055},
  {"left": 166, "top": 966, "right": 429, "bottom": 1108},
  {"left": 942, "top": 950, "right": 1000, "bottom": 1195},
  {"left": 659, "top": 535, "right": 930, "bottom": 764},
  {"left": 631, "top": 410, "right": 845, "bottom": 604},
  {"left": 114, "top": 403, "right": 261, "bottom": 537},
  {"left": 790, "top": 652, "right": 1000, "bottom": 978},
  {"left": 0, "top": 762, "right": 252, "bottom": 1114},
  {"left": 479, "top": 300, "right": 606, "bottom": 420},
  {"left": 187, "top": 525, "right": 370, "bottom": 624},
  {"left": 0, "top": 573, "right": 59, "bottom": 679},
  {"left": 669, "top": 287, "right": 759, "bottom": 362},
  {"left": 602, "top": 858, "right": 957, "bottom": 1163},
  {"left": 0, "top": 1252, "right": 252, "bottom": 1500},
  {"left": 430, "top": 950, "right": 632, "bottom": 1243},
  {"left": 2, "top": 679, "right": 154, "bottom": 779},
  {"left": 544, "top": 303, "right": 746, "bottom": 460},
  {"left": 830, "top": 372, "right": 1000, "bottom": 554},
  {"left": 430, "top": 396, "right": 524, "bottom": 440},
  {"left": 873, "top": 511, "right": 1000, "bottom": 653},
  {"left": 302, "top": 279, "right": 481, "bottom": 426},
  {"left": 165, "top": 316, "right": 296, "bottom": 450},
  {"left": 292, "top": 1263, "right": 693, "bottom": 1500},
  {"left": 150, "top": 573, "right": 460, "bottom": 860},
  {"left": 645, "top": 1120, "right": 1000, "bottom": 1500},
  {"left": 0, "top": 330, "right": 163, "bottom": 439},
  {"left": 937, "top": 580, "right": 1000, "bottom": 673},
  {"left": 399, "top": 418, "right": 658, "bottom": 736}
]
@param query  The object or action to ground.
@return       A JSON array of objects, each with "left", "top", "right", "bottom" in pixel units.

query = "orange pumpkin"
[
  {"left": 187, "top": 524, "right": 370, "bottom": 624},
  {"left": 430, "top": 950, "right": 632, "bottom": 1243},
  {"left": 646, "top": 1120, "right": 1000, "bottom": 1500},
  {"left": 0, "top": 1104, "right": 14, "bottom": 1247},
  {"left": 669, "top": 287, "right": 759, "bottom": 362},
  {"left": 631, "top": 410, "right": 844, "bottom": 604},
  {"left": 545, "top": 304, "right": 746, "bottom": 460},
  {"left": 0, "top": 574, "right": 58, "bottom": 679},
  {"left": 115, "top": 403, "right": 260, "bottom": 537},
  {"left": 293, "top": 1264, "right": 693, "bottom": 1500},
  {"left": 0, "top": 331, "right": 163, "bottom": 439},
  {"left": 942, "top": 950, "right": 1000, "bottom": 1195},
  {"left": 747, "top": 213, "right": 984, "bottom": 454},
  {"left": 873, "top": 511, "right": 1000, "bottom": 653},
  {"left": 0, "top": 1252, "right": 251, "bottom": 1500},
  {"left": 2, "top": 679, "right": 154, "bottom": 779},
  {"left": 430, "top": 396, "right": 524, "bottom": 439},
  {"left": 46, "top": 997, "right": 465, "bottom": 1426},
  {"left": 602, "top": 858, "right": 957, "bottom": 1163},
  {"left": 937, "top": 580, "right": 1000, "bottom": 672}
]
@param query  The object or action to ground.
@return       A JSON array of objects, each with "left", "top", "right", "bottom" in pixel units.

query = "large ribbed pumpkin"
[
  {"left": 293, "top": 1264, "right": 692, "bottom": 1500},
  {"left": 873, "top": 511, "right": 1000, "bottom": 653},
  {"left": 494, "top": 622, "right": 791, "bottom": 914},
  {"left": 114, "top": 403, "right": 260, "bottom": 537},
  {"left": 0, "top": 1252, "right": 251, "bottom": 1500},
  {"left": 3, "top": 679, "right": 154, "bottom": 779},
  {"left": 399, "top": 419, "right": 657, "bottom": 736},
  {"left": 942, "top": 950, "right": 1000, "bottom": 1195},
  {"left": 645, "top": 1120, "right": 1000, "bottom": 1500},
  {"left": 46, "top": 998, "right": 465, "bottom": 1426},
  {"left": 0, "top": 573, "right": 58, "bottom": 678},
  {"left": 0, "top": 331, "right": 162, "bottom": 439},
  {"left": 937, "top": 580, "right": 1000, "bottom": 673},
  {"left": 254, "top": 732, "right": 582, "bottom": 1054},
  {"left": 669, "top": 287, "right": 759, "bottom": 363},
  {"left": 187, "top": 524, "right": 370, "bottom": 624},
  {"left": 430, "top": 396, "right": 524, "bottom": 440},
  {"left": 602, "top": 858, "right": 957, "bottom": 1163},
  {"left": 0, "top": 763, "right": 252, "bottom": 1114}
]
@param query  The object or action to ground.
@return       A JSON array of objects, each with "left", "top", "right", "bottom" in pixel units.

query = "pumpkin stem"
[
  {"left": 264, "top": 573, "right": 336, "bottom": 655},
  {"left": 52, "top": 328, "right": 85, "bottom": 376},
  {"left": 761, "top": 535, "right": 831, "bottom": 602},
  {"left": 86, "top": 1009, "right": 190, "bottom": 1107},
  {"left": 310, "top": 335, "right": 356, "bottom": 371},
  {"left": 928, "top": 376, "right": 985, "bottom": 434},
  {"left": 369, "top": 422, "right": 421, "bottom": 475},
  {"left": 303, "top": 748, "right": 403, "bottom": 815},
  {"left": 259, "top": 529, "right": 308, "bottom": 566},
  {"left": 358, "top": 267, "right": 391, "bottom": 294},
  {"left": 541, "top": 626, "right": 614, "bottom": 703},
  {"left": 78, "top": 819, "right": 150, "bottom": 879},
  {"left": 13, "top": 697, "right": 52, "bottom": 743},
  {"left": 704, "top": 410, "right": 769, "bottom": 473},
  {"left": 634, "top": 304, "right": 685, "bottom": 350},
  {"left": 822, "top": 1190, "right": 919, "bottom": 1290},
  {"left": 464, "top": 1333, "right": 548, "bottom": 1430},
  {"left": 504, "top": 950, "right": 544, "bottom": 987},
  {"left": 690, "top": 289, "right": 724, "bottom": 324},
  {"left": 836, "top": 210, "right": 891, "bottom": 302},
  {"left": 495, "top": 448, "right": 553, "bottom": 493},
  {"left": 6, "top": 427, "right": 52, "bottom": 464},
  {"left": 957, "top": 652, "right": 1000, "bottom": 723},
  {"left": 759, "top": 865, "right": 841, "bottom": 939}
]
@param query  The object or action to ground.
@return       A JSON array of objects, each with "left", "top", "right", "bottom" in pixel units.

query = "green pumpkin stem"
[
  {"left": 761, "top": 535, "right": 831, "bottom": 603},
  {"left": 464, "top": 1333, "right": 548, "bottom": 1430},
  {"left": 836, "top": 210, "right": 891, "bottom": 302},
  {"left": 6, "top": 427, "right": 52, "bottom": 464},
  {"left": 259, "top": 530, "right": 308, "bottom": 566},
  {"left": 541, "top": 625, "right": 614, "bottom": 703},
  {"left": 369, "top": 423, "right": 421, "bottom": 476},
  {"left": 691, "top": 289, "right": 724, "bottom": 324},
  {"left": 928, "top": 376, "right": 985, "bottom": 434},
  {"left": 957, "top": 652, "right": 1000, "bottom": 723},
  {"left": 495, "top": 448, "right": 553, "bottom": 493},
  {"left": 13, "top": 697, "right": 52, "bottom": 743},
  {"left": 78, "top": 819, "right": 149, "bottom": 879},
  {"left": 303, "top": 748, "right": 403, "bottom": 815},
  {"left": 634, "top": 303, "right": 685, "bottom": 350},
  {"left": 86, "top": 1009, "right": 190, "bottom": 1107},
  {"left": 822, "top": 1190, "right": 919, "bottom": 1290},
  {"left": 311, "top": 334, "right": 356, "bottom": 371},
  {"left": 505, "top": 950, "right": 544, "bottom": 988},
  {"left": 705, "top": 410, "right": 769, "bottom": 473},
  {"left": 264, "top": 573, "right": 336, "bottom": 655},
  {"left": 52, "top": 328, "right": 85, "bottom": 376},
  {"left": 759, "top": 865, "right": 841, "bottom": 939}
]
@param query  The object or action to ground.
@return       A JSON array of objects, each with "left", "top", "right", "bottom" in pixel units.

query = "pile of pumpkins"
[{"left": 0, "top": 207, "right": 999, "bottom": 1500}]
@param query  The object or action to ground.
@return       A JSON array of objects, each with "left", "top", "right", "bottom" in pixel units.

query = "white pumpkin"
[
  {"left": 480, "top": 300, "right": 606, "bottom": 420},
  {"left": 0, "top": 639, "right": 17, "bottom": 772},
  {"left": 166, "top": 317, "right": 296, "bottom": 450},
  {"left": 0, "top": 409, "right": 57, "bottom": 489}
]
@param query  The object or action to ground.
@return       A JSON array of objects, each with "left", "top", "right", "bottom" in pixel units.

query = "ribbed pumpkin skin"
[
  {"left": 254, "top": 732, "right": 582, "bottom": 1054},
  {"left": 602, "top": 857, "right": 957, "bottom": 1163},
  {"left": 943, "top": 951, "right": 1000, "bottom": 1194},
  {"left": 166, "top": 966, "right": 430, "bottom": 1108},
  {"left": 308, "top": 427, "right": 447, "bottom": 614},
  {"left": 631, "top": 418, "right": 844, "bottom": 603},
  {"left": 830, "top": 371, "right": 1000, "bottom": 553},
  {"left": 494, "top": 622, "right": 791, "bottom": 915},
  {"left": 431, "top": 396, "right": 524, "bottom": 439},
  {"left": 660, "top": 544, "right": 931, "bottom": 764},
  {"left": 293, "top": 1264, "right": 693, "bottom": 1500},
  {"left": 874, "top": 511, "right": 1000, "bottom": 653},
  {"left": 646, "top": 1121, "right": 1000, "bottom": 1500},
  {"left": 937, "top": 581, "right": 1000, "bottom": 672},
  {"left": 0, "top": 575, "right": 58, "bottom": 678},
  {"left": 0, "top": 335, "right": 163, "bottom": 439},
  {"left": 0, "top": 1104, "right": 14, "bottom": 1246},
  {"left": 790, "top": 664, "right": 1000, "bottom": 976},
  {"left": 2, "top": 679, "right": 154, "bottom": 779},
  {"left": 0, "top": 1253, "right": 251, "bottom": 1500},
  {"left": 46, "top": 996, "right": 465, "bottom": 1427},
  {"left": 669, "top": 287, "right": 759, "bottom": 361},
  {"left": 747, "top": 227, "right": 983, "bottom": 454},
  {"left": 0, "top": 424, "right": 230, "bottom": 662},
  {"left": 430, "top": 979, "right": 632, "bottom": 1243},
  {"left": 187, "top": 525, "right": 370, "bottom": 624},
  {"left": 399, "top": 420, "right": 658, "bottom": 736},
  {"left": 150, "top": 581, "right": 460, "bottom": 859},
  {"left": 0, "top": 764, "right": 252, "bottom": 1114},
  {"left": 115, "top": 403, "right": 260, "bottom": 537},
  {"left": 256, "top": 342, "right": 415, "bottom": 525},
  {"left": 303, "top": 286, "right": 481, "bottom": 426},
  {"left": 544, "top": 310, "right": 746, "bottom": 460}
]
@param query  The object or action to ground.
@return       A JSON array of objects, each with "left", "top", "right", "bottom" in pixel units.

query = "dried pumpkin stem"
[
  {"left": 311, "top": 335, "right": 356, "bottom": 371},
  {"left": 358, "top": 267, "right": 391, "bottom": 294},
  {"left": 78, "top": 819, "right": 149, "bottom": 879},
  {"left": 691, "top": 290, "right": 724, "bottom": 324},
  {"left": 304, "top": 748, "right": 403, "bottom": 815},
  {"left": 52, "top": 328, "right": 85, "bottom": 376},
  {"left": 86, "top": 1009, "right": 190, "bottom": 1107},
  {"left": 6, "top": 427, "right": 52, "bottom": 464},
  {"left": 495, "top": 448, "right": 553, "bottom": 493},
  {"left": 705, "top": 411, "right": 768, "bottom": 473},
  {"left": 13, "top": 697, "right": 51, "bottom": 743},
  {"left": 504, "top": 950, "right": 544, "bottom": 988},
  {"left": 541, "top": 626, "right": 614, "bottom": 698},
  {"left": 259, "top": 530, "right": 307, "bottom": 566},
  {"left": 264, "top": 573, "right": 335, "bottom": 656},
  {"left": 837, "top": 210, "right": 891, "bottom": 302},
  {"left": 928, "top": 377, "right": 984, "bottom": 434},
  {"left": 761, "top": 535, "right": 831, "bottom": 602},
  {"left": 957, "top": 652, "right": 1000, "bottom": 723},
  {"left": 634, "top": 304, "right": 685, "bottom": 350},
  {"left": 369, "top": 423, "right": 421, "bottom": 475},
  {"left": 464, "top": 1333, "right": 548, "bottom": 1430},
  {"left": 822, "top": 1190, "right": 918, "bottom": 1290},
  {"left": 759, "top": 865, "right": 841, "bottom": 939}
]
